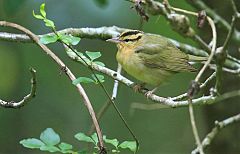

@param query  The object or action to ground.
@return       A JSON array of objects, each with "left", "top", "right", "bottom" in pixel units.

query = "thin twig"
[
  {"left": 112, "top": 63, "right": 122, "bottom": 100},
  {"left": 230, "top": 0, "right": 240, "bottom": 18},
  {"left": 0, "top": 21, "right": 106, "bottom": 152},
  {"left": 215, "top": 16, "right": 236, "bottom": 93},
  {"left": 222, "top": 17, "right": 236, "bottom": 51},
  {"left": 0, "top": 68, "right": 37, "bottom": 108},
  {"left": 193, "top": 16, "right": 216, "bottom": 154},
  {"left": 88, "top": 64, "right": 122, "bottom": 135},
  {"left": 187, "top": 0, "right": 240, "bottom": 43},
  {"left": 171, "top": 72, "right": 216, "bottom": 101},
  {"left": 131, "top": 89, "right": 240, "bottom": 111},
  {"left": 64, "top": 45, "right": 139, "bottom": 149},
  {"left": 167, "top": 5, "right": 217, "bottom": 154},
  {"left": 192, "top": 113, "right": 240, "bottom": 154}
]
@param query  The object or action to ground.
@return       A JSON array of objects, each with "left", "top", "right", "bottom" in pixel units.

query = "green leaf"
[
  {"left": 112, "top": 149, "right": 120, "bottom": 153},
  {"left": 40, "top": 3, "right": 46, "bottom": 18},
  {"left": 60, "top": 34, "right": 81, "bottom": 46},
  {"left": 43, "top": 19, "right": 55, "bottom": 28},
  {"left": 91, "top": 74, "right": 105, "bottom": 83},
  {"left": 40, "top": 145, "right": 60, "bottom": 152},
  {"left": 85, "top": 51, "right": 101, "bottom": 61},
  {"left": 59, "top": 142, "right": 73, "bottom": 153},
  {"left": 118, "top": 141, "right": 137, "bottom": 152},
  {"left": 58, "top": 142, "right": 73, "bottom": 150},
  {"left": 74, "top": 132, "right": 95, "bottom": 143},
  {"left": 70, "top": 36, "right": 81, "bottom": 45},
  {"left": 103, "top": 136, "right": 119, "bottom": 149},
  {"left": 40, "top": 128, "right": 60, "bottom": 146},
  {"left": 20, "top": 138, "right": 45, "bottom": 149},
  {"left": 94, "top": 61, "right": 105, "bottom": 67},
  {"left": 32, "top": 10, "right": 44, "bottom": 20},
  {"left": 91, "top": 133, "right": 98, "bottom": 145},
  {"left": 40, "top": 35, "right": 58, "bottom": 44},
  {"left": 76, "top": 52, "right": 90, "bottom": 62},
  {"left": 72, "top": 77, "right": 95, "bottom": 85}
]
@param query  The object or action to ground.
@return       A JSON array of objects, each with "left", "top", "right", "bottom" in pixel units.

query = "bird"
[{"left": 107, "top": 30, "right": 204, "bottom": 96}]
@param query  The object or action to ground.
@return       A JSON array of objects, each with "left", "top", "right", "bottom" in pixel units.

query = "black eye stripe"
[
  {"left": 123, "top": 35, "right": 142, "bottom": 42},
  {"left": 120, "top": 30, "right": 142, "bottom": 37}
]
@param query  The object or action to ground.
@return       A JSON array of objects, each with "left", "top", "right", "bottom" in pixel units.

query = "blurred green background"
[{"left": 0, "top": 0, "right": 239, "bottom": 153}]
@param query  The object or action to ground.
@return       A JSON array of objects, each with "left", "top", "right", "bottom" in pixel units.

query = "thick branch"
[
  {"left": 0, "top": 27, "right": 239, "bottom": 71},
  {"left": 0, "top": 68, "right": 37, "bottom": 108},
  {"left": 66, "top": 48, "right": 219, "bottom": 107}
]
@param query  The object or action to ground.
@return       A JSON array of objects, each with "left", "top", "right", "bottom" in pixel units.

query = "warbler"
[{"left": 107, "top": 30, "right": 203, "bottom": 96}]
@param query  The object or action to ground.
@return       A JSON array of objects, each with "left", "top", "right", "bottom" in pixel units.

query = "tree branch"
[
  {"left": 192, "top": 113, "right": 240, "bottom": 154},
  {"left": 187, "top": 0, "right": 240, "bottom": 43},
  {"left": 131, "top": 89, "right": 240, "bottom": 110},
  {"left": 0, "top": 68, "right": 37, "bottom": 108},
  {"left": 0, "top": 21, "right": 106, "bottom": 152},
  {"left": 0, "top": 27, "right": 240, "bottom": 71}
]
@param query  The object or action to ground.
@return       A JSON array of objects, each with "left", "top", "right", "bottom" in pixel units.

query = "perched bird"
[{"left": 107, "top": 30, "right": 203, "bottom": 96}]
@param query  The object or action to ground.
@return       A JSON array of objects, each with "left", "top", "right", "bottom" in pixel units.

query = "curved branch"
[
  {"left": 0, "top": 21, "right": 106, "bottom": 152},
  {"left": 0, "top": 68, "right": 37, "bottom": 108}
]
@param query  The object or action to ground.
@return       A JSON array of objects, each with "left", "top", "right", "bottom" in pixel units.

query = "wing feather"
[{"left": 135, "top": 43, "right": 196, "bottom": 72}]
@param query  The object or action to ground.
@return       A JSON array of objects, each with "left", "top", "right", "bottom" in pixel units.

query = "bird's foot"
[
  {"left": 144, "top": 90, "right": 154, "bottom": 98},
  {"left": 133, "top": 83, "right": 146, "bottom": 92},
  {"left": 144, "top": 87, "right": 159, "bottom": 99}
]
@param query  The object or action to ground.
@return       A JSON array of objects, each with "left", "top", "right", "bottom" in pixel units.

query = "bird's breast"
[{"left": 116, "top": 48, "right": 167, "bottom": 86}]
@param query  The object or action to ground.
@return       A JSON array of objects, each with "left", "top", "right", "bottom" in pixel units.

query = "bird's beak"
[{"left": 106, "top": 37, "right": 121, "bottom": 43}]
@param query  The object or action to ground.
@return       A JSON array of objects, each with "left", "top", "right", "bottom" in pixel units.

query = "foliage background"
[{"left": 0, "top": 0, "right": 239, "bottom": 153}]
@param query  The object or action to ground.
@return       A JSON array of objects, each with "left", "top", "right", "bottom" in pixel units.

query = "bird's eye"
[{"left": 124, "top": 39, "right": 130, "bottom": 42}]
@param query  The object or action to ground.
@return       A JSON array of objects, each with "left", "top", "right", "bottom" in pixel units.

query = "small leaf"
[
  {"left": 40, "top": 128, "right": 60, "bottom": 146},
  {"left": 58, "top": 142, "right": 73, "bottom": 151},
  {"left": 40, "top": 35, "right": 58, "bottom": 44},
  {"left": 40, "top": 145, "right": 60, "bottom": 152},
  {"left": 74, "top": 132, "right": 95, "bottom": 143},
  {"left": 76, "top": 52, "right": 89, "bottom": 61},
  {"left": 40, "top": 3, "right": 46, "bottom": 18},
  {"left": 69, "top": 36, "right": 81, "bottom": 45},
  {"left": 33, "top": 10, "right": 44, "bottom": 20},
  {"left": 91, "top": 133, "right": 98, "bottom": 145},
  {"left": 94, "top": 61, "right": 105, "bottom": 67},
  {"left": 112, "top": 149, "right": 120, "bottom": 153},
  {"left": 60, "top": 34, "right": 81, "bottom": 46},
  {"left": 20, "top": 138, "right": 45, "bottom": 149},
  {"left": 85, "top": 51, "right": 101, "bottom": 61},
  {"left": 103, "top": 136, "right": 119, "bottom": 149},
  {"left": 72, "top": 77, "right": 95, "bottom": 85},
  {"left": 118, "top": 141, "right": 137, "bottom": 152},
  {"left": 91, "top": 74, "right": 105, "bottom": 83},
  {"left": 44, "top": 19, "right": 55, "bottom": 28}
]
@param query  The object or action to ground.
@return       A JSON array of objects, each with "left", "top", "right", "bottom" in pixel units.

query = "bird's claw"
[
  {"left": 145, "top": 90, "right": 154, "bottom": 98},
  {"left": 133, "top": 83, "right": 146, "bottom": 92}
]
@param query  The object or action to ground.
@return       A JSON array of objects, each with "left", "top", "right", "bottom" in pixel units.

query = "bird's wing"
[{"left": 135, "top": 43, "right": 196, "bottom": 72}]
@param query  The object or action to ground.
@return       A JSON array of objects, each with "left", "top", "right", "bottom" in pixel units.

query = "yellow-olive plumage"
[{"left": 108, "top": 30, "right": 197, "bottom": 92}]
